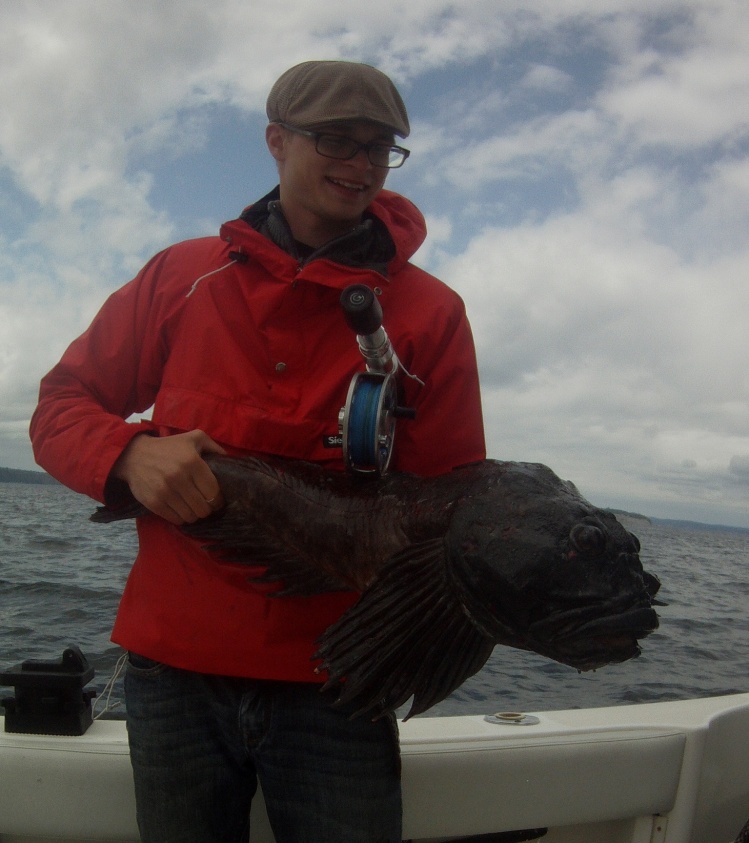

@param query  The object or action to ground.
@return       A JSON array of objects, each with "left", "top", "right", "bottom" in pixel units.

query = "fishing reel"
[{"left": 338, "top": 285, "right": 416, "bottom": 475}]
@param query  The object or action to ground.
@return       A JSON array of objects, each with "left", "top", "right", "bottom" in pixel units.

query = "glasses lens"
[
  {"left": 366, "top": 144, "right": 394, "bottom": 168},
  {"left": 384, "top": 147, "right": 409, "bottom": 168},
  {"left": 316, "top": 135, "right": 359, "bottom": 160}
]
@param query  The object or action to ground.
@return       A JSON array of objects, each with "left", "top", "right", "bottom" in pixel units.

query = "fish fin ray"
[
  {"left": 90, "top": 501, "right": 148, "bottom": 523},
  {"left": 181, "top": 507, "right": 351, "bottom": 595},
  {"left": 315, "top": 538, "right": 494, "bottom": 719}
]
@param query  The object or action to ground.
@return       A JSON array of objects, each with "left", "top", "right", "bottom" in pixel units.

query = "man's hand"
[{"left": 111, "top": 430, "right": 227, "bottom": 525}]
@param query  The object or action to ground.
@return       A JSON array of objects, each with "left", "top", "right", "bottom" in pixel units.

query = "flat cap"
[{"left": 266, "top": 60, "right": 410, "bottom": 138}]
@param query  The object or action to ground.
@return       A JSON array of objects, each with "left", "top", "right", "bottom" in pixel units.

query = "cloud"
[
  {"left": 432, "top": 170, "right": 749, "bottom": 521},
  {"left": 0, "top": 1, "right": 747, "bottom": 527},
  {"left": 598, "top": 2, "right": 749, "bottom": 148},
  {"left": 729, "top": 456, "right": 749, "bottom": 482},
  {"left": 520, "top": 64, "right": 575, "bottom": 94}
]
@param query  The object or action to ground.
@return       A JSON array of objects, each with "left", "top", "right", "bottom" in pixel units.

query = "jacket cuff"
[{"left": 99, "top": 422, "right": 159, "bottom": 506}]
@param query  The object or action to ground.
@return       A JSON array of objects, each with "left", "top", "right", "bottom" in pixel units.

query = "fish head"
[{"left": 445, "top": 461, "right": 661, "bottom": 672}]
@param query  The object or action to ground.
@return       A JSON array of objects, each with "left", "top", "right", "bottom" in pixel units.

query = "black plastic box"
[{"left": 1, "top": 645, "right": 97, "bottom": 736}]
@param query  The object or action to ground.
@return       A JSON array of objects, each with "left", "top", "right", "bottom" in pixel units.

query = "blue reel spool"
[{"left": 341, "top": 372, "right": 397, "bottom": 475}]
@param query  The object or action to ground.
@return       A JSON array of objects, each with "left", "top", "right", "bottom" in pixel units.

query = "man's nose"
[{"left": 348, "top": 147, "right": 373, "bottom": 169}]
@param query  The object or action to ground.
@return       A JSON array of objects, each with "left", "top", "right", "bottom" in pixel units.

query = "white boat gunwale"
[{"left": 3, "top": 692, "right": 749, "bottom": 843}]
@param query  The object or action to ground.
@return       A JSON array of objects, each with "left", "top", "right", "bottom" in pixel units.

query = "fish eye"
[{"left": 569, "top": 522, "right": 606, "bottom": 555}]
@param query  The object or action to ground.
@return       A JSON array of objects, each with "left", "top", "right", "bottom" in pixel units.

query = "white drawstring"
[
  {"left": 92, "top": 651, "right": 128, "bottom": 720},
  {"left": 186, "top": 260, "right": 239, "bottom": 298},
  {"left": 184, "top": 258, "right": 426, "bottom": 387}
]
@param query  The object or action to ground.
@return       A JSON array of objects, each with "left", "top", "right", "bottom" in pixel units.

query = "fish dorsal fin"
[
  {"left": 314, "top": 538, "right": 495, "bottom": 720},
  {"left": 180, "top": 504, "right": 351, "bottom": 596},
  {"left": 184, "top": 455, "right": 406, "bottom": 593}
]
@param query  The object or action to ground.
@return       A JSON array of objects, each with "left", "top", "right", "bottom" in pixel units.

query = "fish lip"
[
  {"left": 526, "top": 600, "right": 660, "bottom": 669},
  {"left": 643, "top": 570, "right": 662, "bottom": 600},
  {"left": 529, "top": 589, "right": 659, "bottom": 634},
  {"left": 543, "top": 635, "right": 644, "bottom": 671}
]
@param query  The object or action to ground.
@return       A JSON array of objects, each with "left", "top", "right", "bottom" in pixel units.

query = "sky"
[{"left": 1, "top": 0, "right": 748, "bottom": 528}]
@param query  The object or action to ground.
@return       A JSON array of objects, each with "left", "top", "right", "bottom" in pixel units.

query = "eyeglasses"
[{"left": 278, "top": 123, "right": 410, "bottom": 169}]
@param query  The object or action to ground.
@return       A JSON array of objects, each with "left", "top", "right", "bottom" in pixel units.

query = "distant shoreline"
[
  {"left": 606, "top": 506, "right": 749, "bottom": 534},
  {"left": 0, "top": 467, "right": 59, "bottom": 486},
  {"left": 1, "top": 466, "right": 746, "bottom": 533},
  {"left": 606, "top": 508, "right": 651, "bottom": 524}
]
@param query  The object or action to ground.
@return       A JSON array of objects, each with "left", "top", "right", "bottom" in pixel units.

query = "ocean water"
[{"left": 1, "top": 481, "right": 748, "bottom": 719}]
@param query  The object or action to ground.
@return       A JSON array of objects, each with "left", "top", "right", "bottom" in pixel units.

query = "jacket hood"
[{"left": 366, "top": 188, "right": 428, "bottom": 266}]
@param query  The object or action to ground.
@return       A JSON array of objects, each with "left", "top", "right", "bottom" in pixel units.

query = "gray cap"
[{"left": 266, "top": 60, "right": 410, "bottom": 138}]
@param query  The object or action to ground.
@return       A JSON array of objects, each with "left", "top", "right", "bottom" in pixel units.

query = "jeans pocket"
[{"left": 126, "top": 651, "right": 167, "bottom": 677}]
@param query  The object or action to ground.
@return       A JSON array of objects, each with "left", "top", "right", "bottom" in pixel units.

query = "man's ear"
[{"left": 266, "top": 123, "right": 287, "bottom": 163}]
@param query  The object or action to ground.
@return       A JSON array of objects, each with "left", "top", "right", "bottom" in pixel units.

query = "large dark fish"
[{"left": 92, "top": 454, "right": 662, "bottom": 719}]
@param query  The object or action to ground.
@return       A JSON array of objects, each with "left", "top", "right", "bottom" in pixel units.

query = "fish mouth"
[{"left": 526, "top": 600, "right": 660, "bottom": 671}]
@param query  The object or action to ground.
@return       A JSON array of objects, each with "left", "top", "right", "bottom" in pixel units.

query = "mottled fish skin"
[{"left": 92, "top": 454, "right": 662, "bottom": 719}]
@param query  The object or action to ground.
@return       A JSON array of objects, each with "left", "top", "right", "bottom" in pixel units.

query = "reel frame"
[{"left": 339, "top": 372, "right": 398, "bottom": 475}]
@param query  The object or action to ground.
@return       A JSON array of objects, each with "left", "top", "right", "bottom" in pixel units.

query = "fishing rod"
[{"left": 338, "top": 284, "right": 418, "bottom": 475}]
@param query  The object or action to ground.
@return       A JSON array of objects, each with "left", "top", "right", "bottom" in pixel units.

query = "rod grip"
[{"left": 340, "top": 285, "right": 383, "bottom": 336}]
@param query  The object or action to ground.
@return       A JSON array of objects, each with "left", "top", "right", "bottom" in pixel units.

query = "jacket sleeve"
[
  {"left": 393, "top": 288, "right": 486, "bottom": 476},
  {"left": 29, "top": 250, "right": 176, "bottom": 502}
]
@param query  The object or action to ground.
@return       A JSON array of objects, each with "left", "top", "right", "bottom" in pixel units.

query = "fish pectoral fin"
[
  {"left": 314, "top": 538, "right": 495, "bottom": 720},
  {"left": 180, "top": 509, "right": 351, "bottom": 596}
]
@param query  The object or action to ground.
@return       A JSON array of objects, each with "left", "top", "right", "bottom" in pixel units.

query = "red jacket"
[{"left": 30, "top": 189, "right": 486, "bottom": 681}]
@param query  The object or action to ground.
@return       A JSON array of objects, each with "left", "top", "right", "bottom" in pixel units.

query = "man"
[{"left": 30, "top": 60, "right": 486, "bottom": 842}]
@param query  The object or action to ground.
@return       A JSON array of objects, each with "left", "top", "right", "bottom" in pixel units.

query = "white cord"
[
  {"left": 186, "top": 258, "right": 426, "bottom": 390},
  {"left": 400, "top": 364, "right": 426, "bottom": 389},
  {"left": 186, "top": 260, "right": 239, "bottom": 298},
  {"left": 92, "top": 651, "right": 128, "bottom": 720}
]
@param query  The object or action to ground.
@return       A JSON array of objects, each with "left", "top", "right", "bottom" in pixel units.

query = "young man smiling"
[
  {"left": 31, "top": 60, "right": 485, "bottom": 842},
  {"left": 266, "top": 121, "right": 397, "bottom": 245}
]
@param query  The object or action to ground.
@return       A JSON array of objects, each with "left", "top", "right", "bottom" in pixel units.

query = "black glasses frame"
[{"left": 278, "top": 123, "right": 410, "bottom": 169}]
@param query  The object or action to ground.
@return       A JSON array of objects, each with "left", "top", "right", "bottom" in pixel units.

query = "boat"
[{"left": 3, "top": 688, "right": 749, "bottom": 842}]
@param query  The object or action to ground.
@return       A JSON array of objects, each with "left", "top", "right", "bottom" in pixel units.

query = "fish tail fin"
[{"left": 90, "top": 500, "right": 148, "bottom": 522}]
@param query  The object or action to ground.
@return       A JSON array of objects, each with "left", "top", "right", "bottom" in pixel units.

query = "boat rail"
[{"left": 2, "top": 693, "right": 749, "bottom": 842}]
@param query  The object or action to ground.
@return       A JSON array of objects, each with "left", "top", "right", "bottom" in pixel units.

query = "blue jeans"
[{"left": 124, "top": 653, "right": 402, "bottom": 843}]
